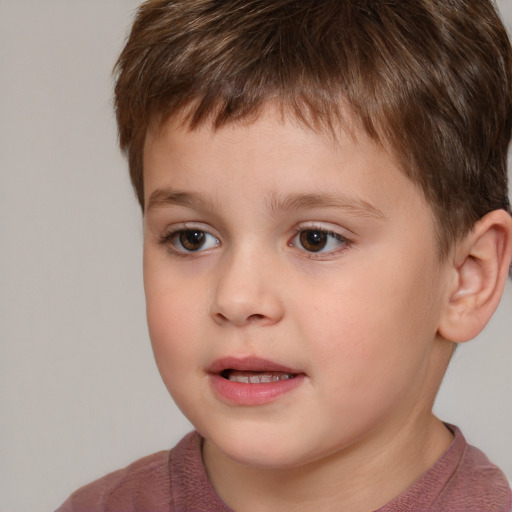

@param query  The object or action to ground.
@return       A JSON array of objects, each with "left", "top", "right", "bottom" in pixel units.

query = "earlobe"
[{"left": 438, "top": 209, "right": 512, "bottom": 343}]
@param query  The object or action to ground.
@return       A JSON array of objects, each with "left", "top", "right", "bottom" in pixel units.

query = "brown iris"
[
  {"left": 179, "top": 230, "right": 206, "bottom": 251},
  {"left": 299, "top": 230, "right": 328, "bottom": 252}
]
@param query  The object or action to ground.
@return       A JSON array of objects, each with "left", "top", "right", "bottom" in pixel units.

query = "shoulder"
[
  {"left": 379, "top": 424, "right": 511, "bottom": 512},
  {"left": 55, "top": 451, "right": 171, "bottom": 512},
  {"left": 434, "top": 439, "right": 511, "bottom": 511},
  {"left": 55, "top": 432, "right": 200, "bottom": 512}
]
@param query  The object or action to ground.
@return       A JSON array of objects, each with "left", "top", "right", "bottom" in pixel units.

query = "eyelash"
[
  {"left": 289, "top": 225, "right": 352, "bottom": 256},
  {"left": 158, "top": 225, "right": 220, "bottom": 257},
  {"left": 158, "top": 224, "right": 353, "bottom": 257}
]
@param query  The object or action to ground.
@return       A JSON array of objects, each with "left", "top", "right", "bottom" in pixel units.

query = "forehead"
[
  {"left": 143, "top": 106, "right": 432, "bottom": 225},
  {"left": 147, "top": 105, "right": 364, "bottom": 172}
]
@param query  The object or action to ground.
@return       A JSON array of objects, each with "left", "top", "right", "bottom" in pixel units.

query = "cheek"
[
  {"left": 301, "top": 260, "right": 441, "bottom": 395},
  {"left": 146, "top": 297, "right": 186, "bottom": 376},
  {"left": 145, "top": 293, "right": 211, "bottom": 422},
  {"left": 144, "top": 249, "right": 204, "bottom": 344},
  {"left": 144, "top": 266, "right": 206, "bottom": 384}
]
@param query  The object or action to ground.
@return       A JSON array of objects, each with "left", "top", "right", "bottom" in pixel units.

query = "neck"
[{"left": 203, "top": 414, "right": 453, "bottom": 512}]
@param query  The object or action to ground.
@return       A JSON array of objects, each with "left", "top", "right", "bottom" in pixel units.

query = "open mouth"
[
  {"left": 220, "top": 369, "right": 297, "bottom": 383},
  {"left": 209, "top": 358, "right": 304, "bottom": 404}
]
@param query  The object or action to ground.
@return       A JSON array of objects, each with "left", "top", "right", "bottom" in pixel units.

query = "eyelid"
[
  {"left": 293, "top": 220, "right": 354, "bottom": 234},
  {"left": 158, "top": 222, "right": 221, "bottom": 255},
  {"left": 289, "top": 222, "right": 353, "bottom": 255}
]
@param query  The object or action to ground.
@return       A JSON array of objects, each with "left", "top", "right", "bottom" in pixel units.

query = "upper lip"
[{"left": 208, "top": 356, "right": 303, "bottom": 375}]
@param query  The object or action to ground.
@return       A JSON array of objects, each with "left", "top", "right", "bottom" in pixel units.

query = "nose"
[{"left": 209, "top": 248, "right": 285, "bottom": 327}]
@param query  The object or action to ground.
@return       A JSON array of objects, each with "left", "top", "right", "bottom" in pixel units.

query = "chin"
[
  {"left": 202, "top": 424, "right": 332, "bottom": 470},
  {"left": 219, "top": 442, "right": 306, "bottom": 469}
]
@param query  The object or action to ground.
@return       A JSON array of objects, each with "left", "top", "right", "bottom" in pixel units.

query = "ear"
[{"left": 438, "top": 209, "right": 512, "bottom": 343}]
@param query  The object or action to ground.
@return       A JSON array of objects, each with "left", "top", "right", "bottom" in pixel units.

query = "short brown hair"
[{"left": 114, "top": 0, "right": 512, "bottom": 256}]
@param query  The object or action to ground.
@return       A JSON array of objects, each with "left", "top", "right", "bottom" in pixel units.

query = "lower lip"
[{"left": 209, "top": 374, "right": 305, "bottom": 405}]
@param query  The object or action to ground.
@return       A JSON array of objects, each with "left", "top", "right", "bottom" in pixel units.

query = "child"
[{"left": 57, "top": 0, "right": 512, "bottom": 510}]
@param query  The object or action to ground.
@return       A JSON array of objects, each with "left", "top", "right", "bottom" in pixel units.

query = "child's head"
[
  {"left": 115, "top": 0, "right": 512, "bottom": 257},
  {"left": 112, "top": 0, "right": 512, "bottom": 481}
]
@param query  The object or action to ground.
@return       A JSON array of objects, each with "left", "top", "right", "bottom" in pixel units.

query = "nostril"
[
  {"left": 214, "top": 312, "right": 229, "bottom": 323},
  {"left": 248, "top": 314, "right": 265, "bottom": 322},
  {"left": 212, "top": 311, "right": 267, "bottom": 326},
  {"left": 210, "top": 293, "right": 284, "bottom": 326}
]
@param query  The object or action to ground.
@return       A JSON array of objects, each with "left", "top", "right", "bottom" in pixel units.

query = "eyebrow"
[
  {"left": 146, "top": 187, "right": 385, "bottom": 219},
  {"left": 266, "top": 192, "right": 385, "bottom": 219},
  {"left": 146, "top": 188, "right": 218, "bottom": 213}
]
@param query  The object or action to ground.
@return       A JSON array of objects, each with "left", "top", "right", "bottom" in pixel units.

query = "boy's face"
[{"left": 143, "top": 108, "right": 453, "bottom": 469}]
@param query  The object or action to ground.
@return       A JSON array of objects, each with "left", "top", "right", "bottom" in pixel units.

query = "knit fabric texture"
[{"left": 55, "top": 425, "right": 511, "bottom": 512}]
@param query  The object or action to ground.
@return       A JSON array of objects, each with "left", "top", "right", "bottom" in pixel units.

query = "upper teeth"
[{"left": 228, "top": 372, "right": 294, "bottom": 383}]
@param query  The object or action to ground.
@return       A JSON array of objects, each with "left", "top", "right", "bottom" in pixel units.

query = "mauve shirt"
[{"left": 56, "top": 425, "right": 511, "bottom": 512}]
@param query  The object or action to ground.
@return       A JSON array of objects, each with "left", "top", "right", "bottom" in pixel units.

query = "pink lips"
[{"left": 208, "top": 357, "right": 305, "bottom": 406}]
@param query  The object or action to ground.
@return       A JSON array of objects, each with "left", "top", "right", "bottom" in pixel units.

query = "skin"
[{"left": 142, "top": 108, "right": 460, "bottom": 511}]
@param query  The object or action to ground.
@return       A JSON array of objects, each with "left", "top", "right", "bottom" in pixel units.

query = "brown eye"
[
  {"left": 290, "top": 228, "right": 349, "bottom": 254},
  {"left": 179, "top": 230, "right": 206, "bottom": 251},
  {"left": 168, "top": 229, "right": 219, "bottom": 253},
  {"left": 299, "top": 230, "right": 328, "bottom": 252}
]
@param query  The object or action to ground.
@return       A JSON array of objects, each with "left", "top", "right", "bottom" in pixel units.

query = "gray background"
[{"left": 0, "top": 2, "right": 511, "bottom": 511}]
